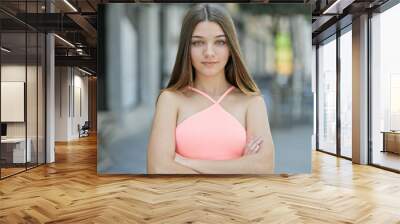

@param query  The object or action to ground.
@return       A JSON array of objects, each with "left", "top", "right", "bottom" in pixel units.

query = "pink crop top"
[{"left": 175, "top": 86, "right": 246, "bottom": 160}]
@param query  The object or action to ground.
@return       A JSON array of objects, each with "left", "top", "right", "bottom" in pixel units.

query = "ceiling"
[
  {"left": 0, "top": 0, "right": 102, "bottom": 74},
  {"left": 0, "top": 0, "right": 394, "bottom": 74},
  {"left": 310, "top": 0, "right": 390, "bottom": 44}
]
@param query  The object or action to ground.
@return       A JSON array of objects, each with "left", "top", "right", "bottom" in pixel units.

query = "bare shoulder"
[
  {"left": 242, "top": 92, "right": 269, "bottom": 132},
  {"left": 247, "top": 95, "right": 266, "bottom": 107},
  {"left": 158, "top": 89, "right": 180, "bottom": 101},
  {"left": 245, "top": 93, "right": 268, "bottom": 124},
  {"left": 157, "top": 89, "right": 185, "bottom": 108},
  {"left": 230, "top": 88, "right": 264, "bottom": 109}
]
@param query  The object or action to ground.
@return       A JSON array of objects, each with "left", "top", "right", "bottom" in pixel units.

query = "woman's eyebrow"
[{"left": 191, "top": 34, "right": 226, "bottom": 38}]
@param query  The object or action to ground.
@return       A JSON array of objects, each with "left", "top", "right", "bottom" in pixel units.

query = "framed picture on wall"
[{"left": 1, "top": 81, "right": 25, "bottom": 122}]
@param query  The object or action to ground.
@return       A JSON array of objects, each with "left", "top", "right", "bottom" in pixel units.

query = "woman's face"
[{"left": 190, "top": 21, "right": 230, "bottom": 78}]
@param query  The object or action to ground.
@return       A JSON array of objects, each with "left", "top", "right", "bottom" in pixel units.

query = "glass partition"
[
  {"left": 0, "top": 1, "right": 46, "bottom": 179},
  {"left": 1, "top": 30, "right": 28, "bottom": 177}
]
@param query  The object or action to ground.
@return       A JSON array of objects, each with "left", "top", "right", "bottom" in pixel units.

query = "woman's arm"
[
  {"left": 147, "top": 91, "right": 199, "bottom": 174},
  {"left": 175, "top": 96, "right": 275, "bottom": 174}
]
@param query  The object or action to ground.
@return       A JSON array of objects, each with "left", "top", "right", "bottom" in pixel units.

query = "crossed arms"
[{"left": 147, "top": 91, "right": 274, "bottom": 174}]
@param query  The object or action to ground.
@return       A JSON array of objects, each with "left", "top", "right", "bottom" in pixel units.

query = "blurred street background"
[{"left": 98, "top": 3, "right": 313, "bottom": 174}]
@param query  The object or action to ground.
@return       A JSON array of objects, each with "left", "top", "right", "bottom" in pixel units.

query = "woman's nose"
[{"left": 204, "top": 43, "right": 215, "bottom": 58}]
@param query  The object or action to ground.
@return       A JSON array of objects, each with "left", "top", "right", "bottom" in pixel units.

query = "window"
[
  {"left": 318, "top": 36, "right": 337, "bottom": 154},
  {"left": 371, "top": 3, "right": 400, "bottom": 171},
  {"left": 339, "top": 28, "right": 352, "bottom": 158}
]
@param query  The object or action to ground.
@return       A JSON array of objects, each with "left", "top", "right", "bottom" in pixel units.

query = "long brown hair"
[{"left": 164, "top": 4, "right": 260, "bottom": 95}]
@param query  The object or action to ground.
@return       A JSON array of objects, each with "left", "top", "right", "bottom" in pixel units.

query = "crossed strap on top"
[{"left": 188, "top": 85, "right": 235, "bottom": 104}]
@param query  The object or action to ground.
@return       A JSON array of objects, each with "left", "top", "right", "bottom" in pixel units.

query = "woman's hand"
[
  {"left": 175, "top": 153, "right": 187, "bottom": 165},
  {"left": 243, "top": 136, "right": 263, "bottom": 155},
  {"left": 175, "top": 154, "right": 202, "bottom": 173}
]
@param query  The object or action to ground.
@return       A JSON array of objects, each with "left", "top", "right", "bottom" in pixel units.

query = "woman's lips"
[{"left": 202, "top": 61, "right": 218, "bottom": 66}]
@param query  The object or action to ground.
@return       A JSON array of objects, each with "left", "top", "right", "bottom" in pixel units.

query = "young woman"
[{"left": 147, "top": 4, "right": 274, "bottom": 174}]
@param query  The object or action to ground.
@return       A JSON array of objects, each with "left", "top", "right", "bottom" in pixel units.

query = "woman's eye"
[
  {"left": 191, "top": 41, "right": 203, "bottom": 46},
  {"left": 216, "top": 40, "right": 226, "bottom": 45}
]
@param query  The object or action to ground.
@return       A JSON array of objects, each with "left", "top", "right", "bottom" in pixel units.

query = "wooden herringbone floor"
[{"left": 1, "top": 135, "right": 400, "bottom": 224}]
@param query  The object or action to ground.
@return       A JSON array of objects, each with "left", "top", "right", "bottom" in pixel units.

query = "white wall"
[
  {"left": 1, "top": 65, "right": 27, "bottom": 142},
  {"left": 1, "top": 65, "right": 39, "bottom": 137},
  {"left": 72, "top": 73, "right": 89, "bottom": 138},
  {"left": 55, "top": 67, "right": 89, "bottom": 141},
  {"left": 55, "top": 67, "right": 68, "bottom": 141},
  {"left": 1, "top": 65, "right": 26, "bottom": 131}
]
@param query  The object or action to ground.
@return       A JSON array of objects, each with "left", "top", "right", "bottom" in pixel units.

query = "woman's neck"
[{"left": 193, "top": 73, "right": 231, "bottom": 97}]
